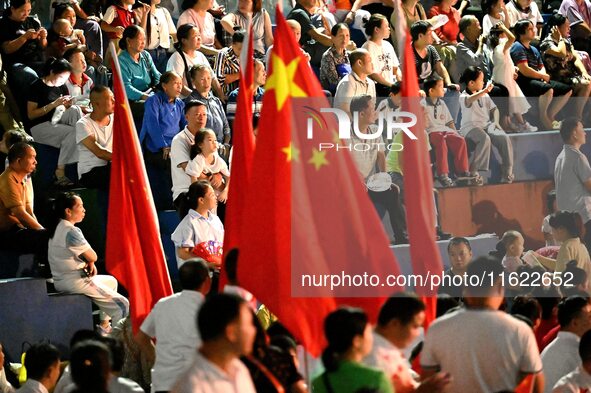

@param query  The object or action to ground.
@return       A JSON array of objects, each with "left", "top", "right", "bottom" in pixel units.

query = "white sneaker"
[
  {"left": 520, "top": 121, "right": 538, "bottom": 132},
  {"left": 51, "top": 105, "right": 65, "bottom": 125}
]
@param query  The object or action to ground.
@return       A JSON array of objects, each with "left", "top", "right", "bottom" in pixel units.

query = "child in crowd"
[
  {"left": 488, "top": 23, "right": 536, "bottom": 132},
  {"left": 542, "top": 190, "right": 560, "bottom": 247},
  {"left": 47, "top": 18, "right": 86, "bottom": 59},
  {"left": 482, "top": 0, "right": 509, "bottom": 35},
  {"left": 494, "top": 230, "right": 525, "bottom": 272},
  {"left": 101, "top": 0, "right": 138, "bottom": 51},
  {"left": 423, "top": 77, "right": 481, "bottom": 187},
  {"left": 459, "top": 66, "right": 514, "bottom": 184}
]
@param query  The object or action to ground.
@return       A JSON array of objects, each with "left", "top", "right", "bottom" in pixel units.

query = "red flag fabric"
[
  {"left": 106, "top": 43, "right": 173, "bottom": 333},
  {"left": 238, "top": 8, "right": 402, "bottom": 357}
]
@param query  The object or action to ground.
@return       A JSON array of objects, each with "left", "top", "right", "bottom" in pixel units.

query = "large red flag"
[
  {"left": 238, "top": 8, "right": 402, "bottom": 357},
  {"left": 106, "top": 43, "right": 173, "bottom": 332}
]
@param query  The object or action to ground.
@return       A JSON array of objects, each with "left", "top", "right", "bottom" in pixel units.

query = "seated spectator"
[
  {"left": 553, "top": 329, "right": 591, "bottom": 392},
  {"left": 177, "top": 0, "right": 220, "bottom": 54},
  {"left": 215, "top": 30, "right": 243, "bottom": 98},
  {"left": 559, "top": 0, "right": 591, "bottom": 54},
  {"left": 167, "top": 23, "right": 222, "bottom": 98},
  {"left": 534, "top": 211, "right": 591, "bottom": 290},
  {"left": 388, "top": 0, "right": 437, "bottom": 49},
  {"left": 540, "top": 14, "right": 591, "bottom": 121},
  {"left": 134, "top": 0, "right": 177, "bottom": 73},
  {"left": 64, "top": 47, "right": 93, "bottom": 112},
  {"left": 364, "top": 293, "right": 450, "bottom": 393},
  {"left": 438, "top": 236, "right": 473, "bottom": 298},
  {"left": 411, "top": 21, "right": 460, "bottom": 122},
  {"left": 171, "top": 100, "right": 207, "bottom": 206},
  {"left": 0, "top": 130, "right": 32, "bottom": 206},
  {"left": 76, "top": 85, "right": 114, "bottom": 190},
  {"left": 0, "top": 143, "right": 47, "bottom": 260},
  {"left": 48, "top": 192, "right": 130, "bottom": 332},
  {"left": 220, "top": 0, "right": 273, "bottom": 56},
  {"left": 430, "top": 0, "right": 462, "bottom": 43},
  {"left": 313, "top": 307, "right": 394, "bottom": 393},
  {"left": 459, "top": 66, "right": 514, "bottom": 183},
  {"left": 489, "top": 23, "right": 536, "bottom": 132},
  {"left": 226, "top": 59, "right": 266, "bottom": 126},
  {"left": 495, "top": 230, "right": 526, "bottom": 272},
  {"left": 482, "top": 0, "right": 510, "bottom": 35},
  {"left": 423, "top": 77, "right": 477, "bottom": 187},
  {"left": 0, "top": 0, "right": 47, "bottom": 77},
  {"left": 334, "top": 48, "right": 375, "bottom": 114},
  {"left": 320, "top": 23, "right": 351, "bottom": 94},
  {"left": 171, "top": 180, "right": 224, "bottom": 267},
  {"left": 27, "top": 58, "right": 83, "bottom": 186},
  {"left": 17, "top": 344, "right": 61, "bottom": 393},
  {"left": 135, "top": 259, "right": 212, "bottom": 393},
  {"left": 542, "top": 296, "right": 591, "bottom": 393},
  {"left": 171, "top": 293, "right": 257, "bottom": 392},
  {"left": 69, "top": 341, "right": 110, "bottom": 393},
  {"left": 287, "top": 0, "right": 332, "bottom": 69},
  {"left": 362, "top": 14, "right": 400, "bottom": 98},
  {"left": 506, "top": 0, "right": 544, "bottom": 38},
  {"left": 511, "top": 295, "right": 542, "bottom": 329},
  {"left": 101, "top": 0, "right": 137, "bottom": 52},
  {"left": 265, "top": 19, "right": 312, "bottom": 71},
  {"left": 46, "top": 18, "right": 85, "bottom": 60},
  {"left": 187, "top": 65, "right": 230, "bottom": 145}
]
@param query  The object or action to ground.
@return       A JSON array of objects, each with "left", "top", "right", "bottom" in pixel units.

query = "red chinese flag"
[
  {"left": 239, "top": 8, "right": 402, "bottom": 357},
  {"left": 106, "top": 44, "right": 173, "bottom": 332}
]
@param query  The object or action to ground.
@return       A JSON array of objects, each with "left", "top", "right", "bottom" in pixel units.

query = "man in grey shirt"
[{"left": 555, "top": 117, "right": 591, "bottom": 251}]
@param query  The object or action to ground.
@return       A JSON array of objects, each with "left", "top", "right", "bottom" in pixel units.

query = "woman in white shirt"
[
  {"left": 135, "top": 0, "right": 177, "bottom": 73},
  {"left": 48, "top": 192, "right": 129, "bottom": 333},
  {"left": 362, "top": 14, "right": 400, "bottom": 98}
]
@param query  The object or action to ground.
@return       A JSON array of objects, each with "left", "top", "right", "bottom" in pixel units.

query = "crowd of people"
[{"left": 2, "top": 0, "right": 591, "bottom": 391}]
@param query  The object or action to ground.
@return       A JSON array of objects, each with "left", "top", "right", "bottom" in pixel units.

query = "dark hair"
[
  {"left": 43, "top": 57, "right": 72, "bottom": 77},
  {"left": 563, "top": 260, "right": 588, "bottom": 296},
  {"left": 331, "top": 22, "right": 349, "bottom": 36},
  {"left": 177, "top": 180, "right": 211, "bottom": 219},
  {"left": 179, "top": 258, "right": 210, "bottom": 290},
  {"left": 541, "top": 13, "right": 568, "bottom": 41},
  {"left": 487, "top": 26, "right": 504, "bottom": 49},
  {"left": 510, "top": 295, "right": 541, "bottom": 326},
  {"left": 119, "top": 25, "right": 143, "bottom": 51},
  {"left": 181, "top": 0, "right": 198, "bottom": 10},
  {"left": 389, "top": 81, "right": 402, "bottom": 95},
  {"left": 483, "top": 0, "right": 501, "bottom": 16},
  {"left": 580, "top": 330, "right": 591, "bottom": 362},
  {"left": 63, "top": 46, "right": 85, "bottom": 62},
  {"left": 465, "top": 256, "right": 505, "bottom": 295},
  {"left": 321, "top": 307, "right": 368, "bottom": 372},
  {"left": 99, "top": 336, "right": 124, "bottom": 373},
  {"left": 532, "top": 286, "right": 561, "bottom": 320},
  {"left": 270, "top": 334, "right": 297, "bottom": 354},
  {"left": 459, "top": 66, "right": 483, "bottom": 86},
  {"left": 175, "top": 23, "right": 197, "bottom": 50},
  {"left": 546, "top": 189, "right": 556, "bottom": 213},
  {"left": 424, "top": 76, "right": 443, "bottom": 97},
  {"left": 70, "top": 340, "right": 111, "bottom": 393},
  {"left": 549, "top": 210, "right": 583, "bottom": 238},
  {"left": 513, "top": 19, "right": 533, "bottom": 40},
  {"left": 70, "top": 329, "right": 99, "bottom": 349},
  {"left": 436, "top": 294, "right": 460, "bottom": 317},
  {"left": 184, "top": 99, "right": 205, "bottom": 114},
  {"left": 158, "top": 70, "right": 181, "bottom": 93},
  {"left": 232, "top": 30, "right": 246, "bottom": 44},
  {"left": 559, "top": 117, "right": 582, "bottom": 143},
  {"left": 190, "top": 128, "right": 217, "bottom": 158},
  {"left": 349, "top": 49, "right": 368, "bottom": 68},
  {"left": 224, "top": 248, "right": 239, "bottom": 283},
  {"left": 2, "top": 130, "right": 28, "bottom": 150},
  {"left": 558, "top": 296, "right": 590, "bottom": 328},
  {"left": 197, "top": 293, "right": 246, "bottom": 341},
  {"left": 410, "top": 20, "right": 432, "bottom": 41},
  {"left": 89, "top": 85, "right": 111, "bottom": 103},
  {"left": 7, "top": 142, "right": 33, "bottom": 164},
  {"left": 447, "top": 236, "right": 472, "bottom": 252},
  {"left": 458, "top": 15, "right": 477, "bottom": 34},
  {"left": 363, "top": 14, "right": 387, "bottom": 38},
  {"left": 350, "top": 94, "right": 373, "bottom": 114},
  {"left": 9, "top": 0, "right": 30, "bottom": 12},
  {"left": 24, "top": 343, "right": 60, "bottom": 381},
  {"left": 378, "top": 292, "right": 425, "bottom": 326},
  {"left": 53, "top": 3, "right": 75, "bottom": 21},
  {"left": 49, "top": 192, "right": 79, "bottom": 238}
]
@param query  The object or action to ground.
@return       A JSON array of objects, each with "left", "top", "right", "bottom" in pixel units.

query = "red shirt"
[
  {"left": 540, "top": 325, "right": 561, "bottom": 351},
  {"left": 429, "top": 5, "right": 460, "bottom": 43},
  {"left": 106, "top": 5, "right": 135, "bottom": 40},
  {"left": 535, "top": 317, "right": 558, "bottom": 351}
]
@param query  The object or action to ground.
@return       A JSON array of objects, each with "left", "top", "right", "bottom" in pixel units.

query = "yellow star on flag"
[
  {"left": 308, "top": 149, "right": 328, "bottom": 171},
  {"left": 282, "top": 142, "right": 300, "bottom": 163},
  {"left": 266, "top": 54, "right": 307, "bottom": 110}
]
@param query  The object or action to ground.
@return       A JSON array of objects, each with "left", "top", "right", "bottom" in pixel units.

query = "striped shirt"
[
  {"left": 215, "top": 47, "right": 241, "bottom": 96},
  {"left": 226, "top": 86, "right": 265, "bottom": 125}
]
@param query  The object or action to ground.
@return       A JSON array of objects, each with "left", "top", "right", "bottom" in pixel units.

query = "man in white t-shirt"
[
  {"left": 135, "top": 259, "right": 212, "bottom": 393},
  {"left": 76, "top": 85, "right": 114, "bottom": 190},
  {"left": 553, "top": 330, "right": 591, "bottom": 392},
  {"left": 170, "top": 100, "right": 208, "bottom": 207},
  {"left": 171, "top": 293, "right": 257, "bottom": 393},
  {"left": 421, "top": 256, "right": 544, "bottom": 393}
]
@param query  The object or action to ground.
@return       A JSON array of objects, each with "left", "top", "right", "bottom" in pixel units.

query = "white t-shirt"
[
  {"left": 170, "top": 128, "right": 195, "bottom": 201},
  {"left": 166, "top": 50, "right": 211, "bottom": 96},
  {"left": 140, "top": 290, "right": 205, "bottom": 392},
  {"left": 185, "top": 153, "right": 230, "bottom": 178},
  {"left": 171, "top": 209, "right": 224, "bottom": 267},
  {"left": 176, "top": 8, "right": 216, "bottom": 47},
  {"left": 505, "top": 1, "right": 543, "bottom": 35},
  {"left": 423, "top": 98, "right": 455, "bottom": 133},
  {"left": 362, "top": 40, "right": 399, "bottom": 85},
  {"left": 171, "top": 351, "right": 256, "bottom": 393},
  {"left": 552, "top": 366, "right": 591, "bottom": 393},
  {"left": 421, "top": 308, "right": 542, "bottom": 392},
  {"left": 76, "top": 114, "right": 113, "bottom": 178},
  {"left": 541, "top": 331, "right": 581, "bottom": 393},
  {"left": 459, "top": 92, "right": 497, "bottom": 136},
  {"left": 135, "top": 7, "right": 177, "bottom": 50},
  {"left": 48, "top": 219, "right": 91, "bottom": 282}
]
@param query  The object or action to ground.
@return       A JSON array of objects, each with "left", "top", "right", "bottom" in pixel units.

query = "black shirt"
[
  {"left": 27, "top": 79, "right": 69, "bottom": 127},
  {"left": 0, "top": 15, "right": 43, "bottom": 67}
]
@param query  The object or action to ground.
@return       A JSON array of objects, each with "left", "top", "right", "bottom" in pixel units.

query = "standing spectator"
[
  {"left": 554, "top": 117, "right": 591, "bottom": 251},
  {"left": 135, "top": 259, "right": 212, "bottom": 393},
  {"left": 177, "top": 0, "right": 221, "bottom": 54},
  {"left": 27, "top": 58, "right": 82, "bottom": 186},
  {"left": 135, "top": 0, "right": 177, "bottom": 73},
  {"left": 552, "top": 330, "right": 591, "bottom": 392},
  {"left": 101, "top": 0, "right": 137, "bottom": 52},
  {"left": 506, "top": 0, "right": 544, "bottom": 37},
  {"left": 16, "top": 344, "right": 60, "bottom": 393},
  {"left": 422, "top": 256, "right": 544, "bottom": 392},
  {"left": 76, "top": 85, "right": 114, "bottom": 190},
  {"left": 320, "top": 23, "right": 351, "bottom": 94},
  {"left": 541, "top": 296, "right": 591, "bottom": 393},
  {"left": 559, "top": 0, "right": 591, "bottom": 54},
  {"left": 215, "top": 30, "right": 243, "bottom": 97},
  {"left": 333, "top": 48, "right": 375, "bottom": 114},
  {"left": 171, "top": 293, "right": 257, "bottom": 393},
  {"left": 226, "top": 59, "right": 266, "bottom": 126},
  {"left": 362, "top": 14, "right": 400, "bottom": 98},
  {"left": 220, "top": 0, "right": 273, "bottom": 56},
  {"left": 287, "top": 0, "right": 332, "bottom": 69}
]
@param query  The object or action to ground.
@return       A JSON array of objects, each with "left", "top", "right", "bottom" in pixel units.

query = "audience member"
[
  {"left": 17, "top": 344, "right": 60, "bottom": 393},
  {"left": 222, "top": 248, "right": 258, "bottom": 311},
  {"left": 64, "top": 47, "right": 94, "bottom": 111},
  {"left": 46, "top": 18, "right": 86, "bottom": 59},
  {"left": 320, "top": 23, "right": 351, "bottom": 94},
  {"left": 534, "top": 287, "right": 562, "bottom": 350},
  {"left": 511, "top": 295, "right": 542, "bottom": 329},
  {"left": 220, "top": 0, "right": 273, "bottom": 56},
  {"left": 69, "top": 340, "right": 110, "bottom": 393},
  {"left": 429, "top": 0, "right": 462, "bottom": 45},
  {"left": 482, "top": 0, "right": 509, "bottom": 34},
  {"left": 101, "top": 0, "right": 137, "bottom": 52},
  {"left": 362, "top": 14, "right": 400, "bottom": 97},
  {"left": 496, "top": 230, "right": 526, "bottom": 272},
  {"left": 287, "top": 0, "right": 332, "bottom": 68},
  {"left": 438, "top": 236, "right": 473, "bottom": 297},
  {"left": 215, "top": 30, "right": 243, "bottom": 97},
  {"left": 552, "top": 329, "right": 591, "bottom": 392},
  {"left": 558, "top": 0, "right": 591, "bottom": 54},
  {"left": 135, "top": 0, "right": 177, "bottom": 73},
  {"left": 334, "top": 49, "right": 375, "bottom": 114},
  {"left": 506, "top": 0, "right": 544, "bottom": 37},
  {"left": 226, "top": 59, "right": 266, "bottom": 126},
  {"left": 177, "top": 0, "right": 220, "bottom": 54}
]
